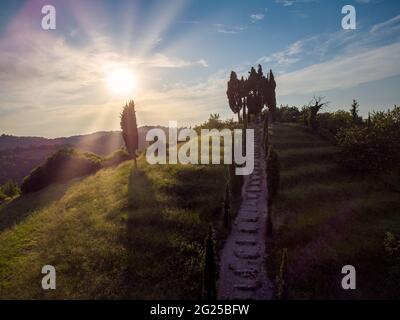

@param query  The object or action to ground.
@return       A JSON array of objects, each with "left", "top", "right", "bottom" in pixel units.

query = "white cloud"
[
  {"left": 275, "top": 0, "right": 318, "bottom": 6},
  {"left": 250, "top": 14, "right": 265, "bottom": 23},
  {"left": 277, "top": 42, "right": 400, "bottom": 96},
  {"left": 370, "top": 14, "right": 400, "bottom": 33}
]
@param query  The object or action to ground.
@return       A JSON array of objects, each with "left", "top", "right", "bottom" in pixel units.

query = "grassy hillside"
[
  {"left": 0, "top": 156, "right": 229, "bottom": 299},
  {"left": 268, "top": 123, "right": 400, "bottom": 299}
]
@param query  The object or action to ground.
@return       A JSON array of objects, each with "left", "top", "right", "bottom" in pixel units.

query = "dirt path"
[{"left": 218, "top": 124, "right": 273, "bottom": 300}]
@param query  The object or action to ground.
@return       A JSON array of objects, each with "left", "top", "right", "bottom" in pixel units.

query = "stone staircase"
[{"left": 218, "top": 125, "right": 273, "bottom": 300}]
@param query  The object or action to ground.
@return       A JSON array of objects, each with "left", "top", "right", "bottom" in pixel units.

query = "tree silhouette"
[
  {"left": 350, "top": 99, "right": 361, "bottom": 124},
  {"left": 202, "top": 226, "right": 217, "bottom": 300},
  {"left": 120, "top": 100, "right": 139, "bottom": 169},
  {"left": 223, "top": 182, "right": 231, "bottom": 228},
  {"left": 226, "top": 65, "right": 276, "bottom": 122},
  {"left": 308, "top": 96, "right": 328, "bottom": 130}
]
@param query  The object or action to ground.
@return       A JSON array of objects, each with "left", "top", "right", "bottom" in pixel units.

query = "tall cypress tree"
[
  {"left": 202, "top": 226, "right": 217, "bottom": 300},
  {"left": 120, "top": 100, "right": 139, "bottom": 169},
  {"left": 223, "top": 182, "right": 231, "bottom": 228}
]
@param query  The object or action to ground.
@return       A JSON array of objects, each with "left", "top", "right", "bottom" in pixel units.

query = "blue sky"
[{"left": 0, "top": 0, "right": 399, "bottom": 137}]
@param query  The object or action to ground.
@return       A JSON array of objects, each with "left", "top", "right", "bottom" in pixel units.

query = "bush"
[
  {"left": 276, "top": 105, "right": 300, "bottom": 123},
  {"left": 266, "top": 145, "right": 280, "bottom": 200},
  {"left": 337, "top": 106, "right": 400, "bottom": 172},
  {"left": 102, "top": 149, "right": 131, "bottom": 168},
  {"left": 21, "top": 148, "right": 102, "bottom": 193},
  {"left": 0, "top": 190, "right": 6, "bottom": 202},
  {"left": 317, "top": 110, "right": 353, "bottom": 135},
  {"left": 0, "top": 180, "right": 21, "bottom": 198}
]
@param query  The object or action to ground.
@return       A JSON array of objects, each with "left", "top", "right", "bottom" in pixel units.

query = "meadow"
[
  {"left": 0, "top": 155, "right": 231, "bottom": 299},
  {"left": 267, "top": 123, "right": 400, "bottom": 299}
]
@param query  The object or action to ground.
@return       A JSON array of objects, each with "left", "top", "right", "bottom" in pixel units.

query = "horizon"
[{"left": 0, "top": 0, "right": 400, "bottom": 138}]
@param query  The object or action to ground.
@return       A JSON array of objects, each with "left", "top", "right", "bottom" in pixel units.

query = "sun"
[{"left": 106, "top": 68, "right": 137, "bottom": 96}]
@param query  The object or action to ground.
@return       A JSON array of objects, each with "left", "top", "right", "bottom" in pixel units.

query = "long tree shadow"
[{"left": 121, "top": 166, "right": 174, "bottom": 299}]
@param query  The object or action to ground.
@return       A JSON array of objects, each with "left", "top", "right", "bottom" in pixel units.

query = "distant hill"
[{"left": 0, "top": 126, "right": 167, "bottom": 184}]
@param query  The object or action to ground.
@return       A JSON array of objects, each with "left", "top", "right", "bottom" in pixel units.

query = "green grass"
[
  {"left": 268, "top": 123, "right": 400, "bottom": 299},
  {"left": 0, "top": 156, "right": 231, "bottom": 299}
]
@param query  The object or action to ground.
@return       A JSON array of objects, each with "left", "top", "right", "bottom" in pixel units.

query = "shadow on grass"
[{"left": 0, "top": 183, "right": 71, "bottom": 232}]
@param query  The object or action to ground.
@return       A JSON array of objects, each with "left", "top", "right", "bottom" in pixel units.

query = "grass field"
[
  {"left": 0, "top": 156, "right": 231, "bottom": 299},
  {"left": 268, "top": 123, "right": 400, "bottom": 299}
]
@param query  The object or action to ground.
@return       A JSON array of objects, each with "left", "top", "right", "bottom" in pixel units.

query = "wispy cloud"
[
  {"left": 250, "top": 14, "right": 265, "bottom": 23},
  {"left": 276, "top": 0, "right": 318, "bottom": 7},
  {"left": 214, "top": 24, "right": 245, "bottom": 34},
  {"left": 274, "top": 15, "right": 400, "bottom": 96},
  {"left": 277, "top": 42, "right": 400, "bottom": 96}
]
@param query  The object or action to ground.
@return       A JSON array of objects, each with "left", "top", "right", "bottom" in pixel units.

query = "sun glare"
[{"left": 106, "top": 68, "right": 137, "bottom": 96}]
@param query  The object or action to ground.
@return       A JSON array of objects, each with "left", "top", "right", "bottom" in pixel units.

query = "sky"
[{"left": 0, "top": 0, "right": 399, "bottom": 137}]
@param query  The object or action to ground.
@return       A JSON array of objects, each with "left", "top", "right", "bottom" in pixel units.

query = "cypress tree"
[
  {"left": 120, "top": 100, "right": 139, "bottom": 169},
  {"left": 223, "top": 182, "right": 231, "bottom": 228},
  {"left": 266, "top": 197, "right": 273, "bottom": 237},
  {"left": 202, "top": 226, "right": 217, "bottom": 300},
  {"left": 276, "top": 248, "right": 288, "bottom": 300}
]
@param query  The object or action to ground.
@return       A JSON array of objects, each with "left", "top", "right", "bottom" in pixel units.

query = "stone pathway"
[{"left": 218, "top": 124, "right": 273, "bottom": 300}]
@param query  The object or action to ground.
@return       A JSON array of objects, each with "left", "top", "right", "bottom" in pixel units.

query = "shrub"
[
  {"left": 266, "top": 145, "right": 280, "bottom": 200},
  {"left": 102, "top": 149, "right": 131, "bottom": 168},
  {"left": 317, "top": 110, "right": 353, "bottom": 134},
  {"left": 0, "top": 190, "right": 6, "bottom": 202},
  {"left": 21, "top": 148, "right": 102, "bottom": 193},
  {"left": 0, "top": 180, "right": 21, "bottom": 198},
  {"left": 337, "top": 106, "right": 400, "bottom": 172},
  {"left": 276, "top": 105, "right": 300, "bottom": 123}
]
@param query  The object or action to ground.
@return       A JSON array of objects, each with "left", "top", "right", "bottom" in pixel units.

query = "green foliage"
[
  {"left": 102, "top": 149, "right": 131, "bottom": 168},
  {"left": 317, "top": 110, "right": 353, "bottom": 134},
  {"left": 276, "top": 248, "right": 288, "bottom": 300},
  {"left": 266, "top": 145, "right": 280, "bottom": 200},
  {"left": 0, "top": 190, "right": 6, "bottom": 202},
  {"left": 383, "top": 232, "right": 400, "bottom": 295},
  {"left": 202, "top": 226, "right": 217, "bottom": 300},
  {"left": 0, "top": 180, "right": 21, "bottom": 198},
  {"left": 0, "top": 157, "right": 228, "bottom": 299},
  {"left": 21, "top": 148, "right": 102, "bottom": 193},
  {"left": 276, "top": 105, "right": 300, "bottom": 123},
  {"left": 120, "top": 100, "right": 139, "bottom": 166},
  {"left": 337, "top": 106, "right": 400, "bottom": 172},
  {"left": 268, "top": 123, "right": 400, "bottom": 299},
  {"left": 384, "top": 232, "right": 400, "bottom": 259},
  {"left": 350, "top": 99, "right": 362, "bottom": 125},
  {"left": 195, "top": 114, "right": 238, "bottom": 132}
]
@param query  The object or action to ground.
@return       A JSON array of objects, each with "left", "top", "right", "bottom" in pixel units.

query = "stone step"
[
  {"left": 233, "top": 268, "right": 259, "bottom": 279},
  {"left": 234, "top": 280, "right": 261, "bottom": 291},
  {"left": 240, "top": 216, "right": 259, "bottom": 223},
  {"left": 238, "top": 227, "right": 259, "bottom": 234},
  {"left": 246, "top": 193, "right": 260, "bottom": 200},
  {"left": 247, "top": 186, "right": 261, "bottom": 193},
  {"left": 234, "top": 250, "right": 261, "bottom": 259},
  {"left": 235, "top": 239, "right": 257, "bottom": 246}
]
